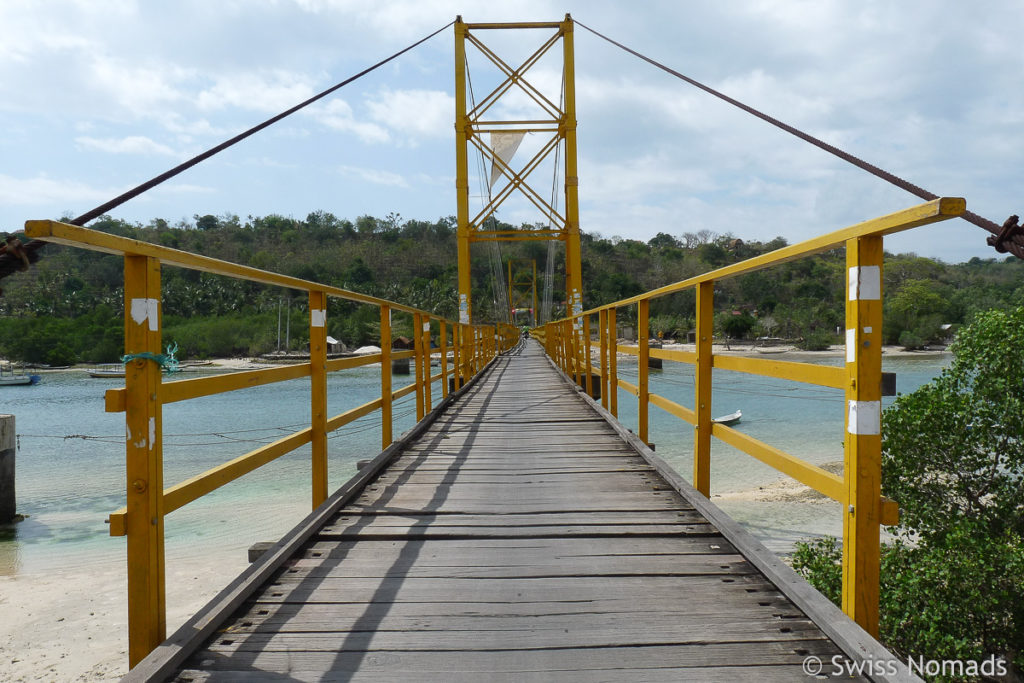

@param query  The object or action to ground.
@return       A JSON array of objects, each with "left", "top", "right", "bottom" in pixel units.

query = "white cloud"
[
  {"left": 338, "top": 165, "right": 408, "bottom": 188},
  {"left": 196, "top": 70, "right": 317, "bottom": 113},
  {"left": 0, "top": 173, "right": 120, "bottom": 207},
  {"left": 148, "top": 182, "right": 216, "bottom": 196},
  {"left": 160, "top": 114, "right": 230, "bottom": 139},
  {"left": 87, "top": 56, "right": 192, "bottom": 114},
  {"left": 75, "top": 135, "right": 178, "bottom": 156},
  {"left": 365, "top": 88, "right": 454, "bottom": 143},
  {"left": 308, "top": 99, "right": 390, "bottom": 144}
]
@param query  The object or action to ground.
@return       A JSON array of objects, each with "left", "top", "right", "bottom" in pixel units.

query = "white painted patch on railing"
[
  {"left": 149, "top": 417, "right": 156, "bottom": 452},
  {"left": 311, "top": 309, "right": 326, "bottom": 328},
  {"left": 848, "top": 266, "right": 881, "bottom": 301},
  {"left": 847, "top": 400, "right": 881, "bottom": 435},
  {"left": 423, "top": 322, "right": 430, "bottom": 332},
  {"left": 846, "top": 328, "right": 856, "bottom": 363},
  {"left": 130, "top": 298, "right": 160, "bottom": 331}
]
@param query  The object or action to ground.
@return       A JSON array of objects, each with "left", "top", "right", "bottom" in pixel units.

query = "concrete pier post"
[{"left": 0, "top": 414, "right": 15, "bottom": 523}]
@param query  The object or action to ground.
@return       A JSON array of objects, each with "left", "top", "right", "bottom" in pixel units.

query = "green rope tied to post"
[{"left": 121, "top": 342, "right": 180, "bottom": 373}]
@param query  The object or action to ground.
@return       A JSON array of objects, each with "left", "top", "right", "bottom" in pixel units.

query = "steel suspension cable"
[
  {"left": 0, "top": 21, "right": 454, "bottom": 279},
  {"left": 574, "top": 19, "right": 1023, "bottom": 259},
  {"left": 70, "top": 21, "right": 454, "bottom": 227}
]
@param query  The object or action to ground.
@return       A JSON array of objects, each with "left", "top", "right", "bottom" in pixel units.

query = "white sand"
[{"left": 0, "top": 538, "right": 256, "bottom": 681}]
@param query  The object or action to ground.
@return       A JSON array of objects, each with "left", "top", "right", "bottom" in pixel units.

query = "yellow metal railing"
[
  {"left": 538, "top": 198, "right": 966, "bottom": 637},
  {"left": 24, "top": 219, "right": 519, "bottom": 667}
]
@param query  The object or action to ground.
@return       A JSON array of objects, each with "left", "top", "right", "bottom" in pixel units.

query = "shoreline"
[{"left": 7, "top": 341, "right": 950, "bottom": 373}]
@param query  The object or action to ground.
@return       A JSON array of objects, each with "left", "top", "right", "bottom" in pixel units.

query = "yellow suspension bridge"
[{"left": 17, "top": 15, "right": 981, "bottom": 682}]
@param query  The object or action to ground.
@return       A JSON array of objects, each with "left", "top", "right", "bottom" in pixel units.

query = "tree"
[
  {"left": 716, "top": 311, "right": 755, "bottom": 340},
  {"left": 884, "top": 278, "right": 949, "bottom": 349},
  {"left": 883, "top": 307, "right": 1024, "bottom": 539},
  {"left": 794, "top": 308, "right": 1024, "bottom": 679}
]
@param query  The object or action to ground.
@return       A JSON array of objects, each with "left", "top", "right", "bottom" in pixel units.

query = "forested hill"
[{"left": 1, "top": 212, "right": 1022, "bottom": 364}]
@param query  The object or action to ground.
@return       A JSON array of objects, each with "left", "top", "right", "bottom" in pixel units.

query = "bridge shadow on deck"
[
  {"left": 162, "top": 341, "right": 893, "bottom": 681},
  {"left": 201, "top": 351, "right": 517, "bottom": 680}
]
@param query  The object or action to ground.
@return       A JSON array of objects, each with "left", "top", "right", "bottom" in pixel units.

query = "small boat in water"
[
  {"left": 88, "top": 365, "right": 126, "bottom": 378},
  {"left": 711, "top": 409, "right": 742, "bottom": 426},
  {"left": 0, "top": 363, "right": 41, "bottom": 386}
]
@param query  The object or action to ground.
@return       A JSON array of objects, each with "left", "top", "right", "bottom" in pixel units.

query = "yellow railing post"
[
  {"left": 440, "top": 321, "right": 449, "bottom": 398},
  {"left": 380, "top": 304, "right": 393, "bottom": 449},
  {"left": 577, "top": 317, "right": 585, "bottom": 387},
  {"left": 454, "top": 323, "right": 463, "bottom": 390},
  {"left": 608, "top": 307, "right": 618, "bottom": 418},
  {"left": 638, "top": 299, "right": 650, "bottom": 445},
  {"left": 413, "top": 312, "right": 425, "bottom": 421},
  {"left": 308, "top": 290, "right": 328, "bottom": 508},
  {"left": 551, "top": 322, "right": 559, "bottom": 367},
  {"left": 842, "top": 235, "right": 884, "bottom": 636},
  {"left": 566, "top": 320, "right": 574, "bottom": 380},
  {"left": 599, "top": 309, "right": 609, "bottom": 409},
  {"left": 583, "top": 314, "right": 593, "bottom": 397},
  {"left": 123, "top": 254, "right": 166, "bottom": 668},
  {"left": 422, "top": 317, "right": 432, "bottom": 413},
  {"left": 694, "top": 280, "right": 714, "bottom": 496}
]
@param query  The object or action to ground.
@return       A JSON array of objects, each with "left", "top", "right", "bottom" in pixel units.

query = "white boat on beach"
[
  {"left": 711, "top": 409, "right": 742, "bottom": 426},
  {"left": 88, "top": 365, "right": 126, "bottom": 378}
]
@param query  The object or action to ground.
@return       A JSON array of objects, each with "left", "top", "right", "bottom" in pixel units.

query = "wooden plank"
[
  {"left": 197, "top": 618, "right": 827, "bottom": 652},
  {"left": 180, "top": 641, "right": 862, "bottom": 681},
  {"left": 253, "top": 574, "right": 780, "bottom": 603},
  {"left": 302, "top": 535, "right": 734, "bottom": 554},
  {"left": 184, "top": 639, "right": 842, "bottom": 674},
  {"left": 266, "top": 553, "right": 756, "bottom": 579},
  {"left": 314, "top": 522, "right": 717, "bottom": 539},
  {"left": 343, "top": 502, "right": 695, "bottom": 515},
  {"left": 222, "top": 607, "right": 810, "bottom": 634},
  {"left": 176, "top": 667, "right": 861, "bottom": 683},
  {"left": 326, "top": 510, "right": 703, "bottom": 525},
  {"left": 231, "top": 594, "right": 793, "bottom": 622}
]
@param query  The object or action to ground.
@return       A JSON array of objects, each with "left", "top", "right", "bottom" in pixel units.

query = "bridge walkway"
[{"left": 143, "top": 340, "right": 883, "bottom": 681}]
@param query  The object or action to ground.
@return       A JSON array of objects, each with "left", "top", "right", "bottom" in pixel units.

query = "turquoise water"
[
  {"left": 0, "top": 353, "right": 949, "bottom": 573},
  {"left": 614, "top": 353, "right": 950, "bottom": 489},
  {"left": 0, "top": 365, "right": 430, "bottom": 575},
  {"left": 612, "top": 352, "right": 951, "bottom": 548}
]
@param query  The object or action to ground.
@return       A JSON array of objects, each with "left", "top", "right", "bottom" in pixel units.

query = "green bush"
[
  {"left": 793, "top": 308, "right": 1024, "bottom": 680},
  {"left": 798, "top": 328, "right": 834, "bottom": 351}
]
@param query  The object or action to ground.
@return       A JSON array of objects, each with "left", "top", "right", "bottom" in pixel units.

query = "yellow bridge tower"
[{"left": 454, "top": 15, "right": 583, "bottom": 330}]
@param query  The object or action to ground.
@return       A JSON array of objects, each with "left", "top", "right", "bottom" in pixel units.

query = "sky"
[{"left": 1, "top": 0, "right": 1022, "bottom": 264}]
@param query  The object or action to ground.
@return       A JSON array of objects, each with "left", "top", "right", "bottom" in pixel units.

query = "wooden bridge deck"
[{"left": 138, "top": 340, "right": 904, "bottom": 682}]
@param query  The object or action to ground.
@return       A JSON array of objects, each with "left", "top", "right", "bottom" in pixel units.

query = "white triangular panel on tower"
[{"left": 489, "top": 132, "right": 526, "bottom": 190}]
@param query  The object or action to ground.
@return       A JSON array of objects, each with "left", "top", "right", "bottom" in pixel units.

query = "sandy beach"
[{"left": 0, "top": 539, "right": 256, "bottom": 682}]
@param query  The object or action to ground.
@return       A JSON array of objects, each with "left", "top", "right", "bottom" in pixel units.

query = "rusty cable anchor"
[{"left": 987, "top": 215, "right": 1022, "bottom": 253}]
